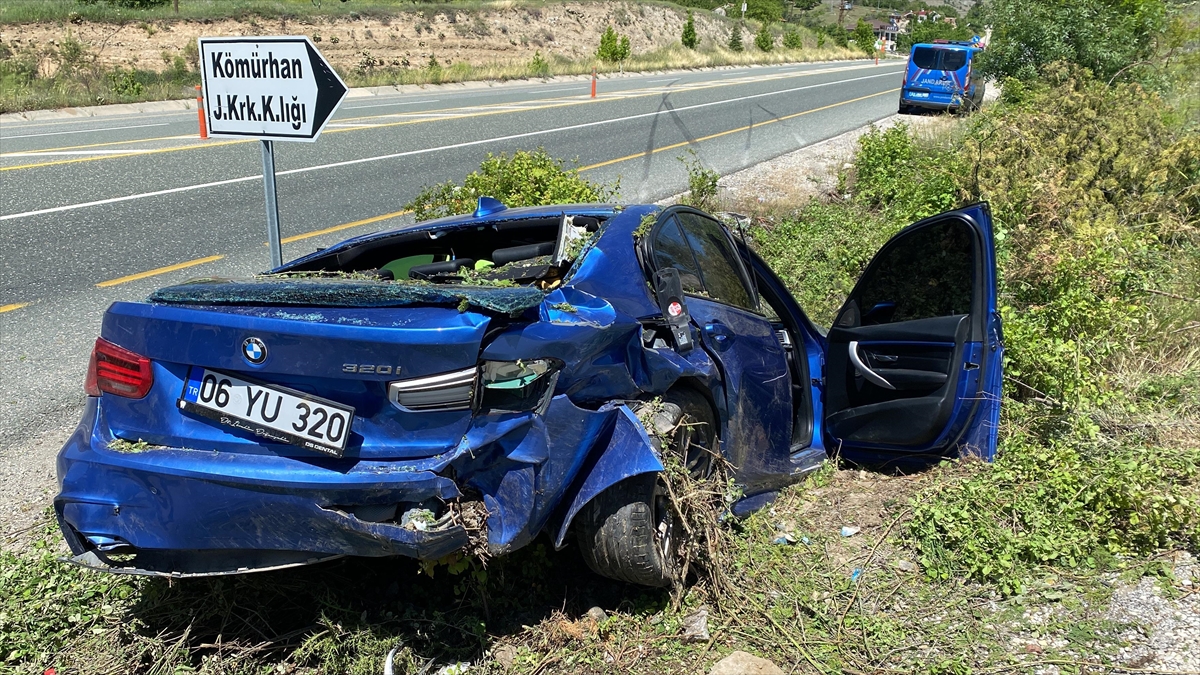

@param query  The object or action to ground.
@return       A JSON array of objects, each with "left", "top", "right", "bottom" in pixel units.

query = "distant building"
[{"left": 870, "top": 18, "right": 898, "bottom": 51}]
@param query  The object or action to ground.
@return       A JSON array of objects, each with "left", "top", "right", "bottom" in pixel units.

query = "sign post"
[{"left": 198, "top": 36, "right": 347, "bottom": 269}]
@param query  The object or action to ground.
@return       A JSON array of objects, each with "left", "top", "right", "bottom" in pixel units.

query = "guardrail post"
[
  {"left": 591, "top": 67, "right": 597, "bottom": 98},
  {"left": 195, "top": 85, "right": 208, "bottom": 139}
]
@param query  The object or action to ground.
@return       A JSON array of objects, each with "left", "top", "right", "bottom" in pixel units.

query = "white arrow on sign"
[{"left": 199, "top": 36, "right": 347, "bottom": 142}]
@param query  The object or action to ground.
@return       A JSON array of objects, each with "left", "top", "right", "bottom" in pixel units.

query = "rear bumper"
[
  {"left": 901, "top": 88, "right": 965, "bottom": 110},
  {"left": 55, "top": 394, "right": 636, "bottom": 577}
]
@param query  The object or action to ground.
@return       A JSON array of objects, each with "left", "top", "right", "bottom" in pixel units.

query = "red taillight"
[{"left": 85, "top": 338, "right": 153, "bottom": 399}]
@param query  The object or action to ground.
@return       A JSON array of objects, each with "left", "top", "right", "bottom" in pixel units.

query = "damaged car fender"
[{"left": 552, "top": 403, "right": 666, "bottom": 548}]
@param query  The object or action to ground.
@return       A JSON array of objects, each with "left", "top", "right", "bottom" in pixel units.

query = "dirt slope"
[{"left": 4, "top": 3, "right": 753, "bottom": 75}]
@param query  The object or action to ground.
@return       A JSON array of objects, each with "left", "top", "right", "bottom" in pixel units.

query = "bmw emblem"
[{"left": 242, "top": 337, "right": 267, "bottom": 364}]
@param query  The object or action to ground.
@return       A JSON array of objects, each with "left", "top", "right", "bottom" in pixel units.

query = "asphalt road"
[{"left": 0, "top": 58, "right": 906, "bottom": 532}]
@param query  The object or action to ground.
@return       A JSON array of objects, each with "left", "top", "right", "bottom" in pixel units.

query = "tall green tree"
[
  {"left": 852, "top": 18, "right": 877, "bottom": 56},
  {"left": 745, "top": 0, "right": 785, "bottom": 24},
  {"left": 977, "top": 0, "right": 1168, "bottom": 82},
  {"left": 728, "top": 24, "right": 745, "bottom": 52},
  {"left": 682, "top": 11, "right": 699, "bottom": 49}
]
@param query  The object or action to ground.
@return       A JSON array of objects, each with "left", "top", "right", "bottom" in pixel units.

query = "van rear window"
[
  {"left": 912, "top": 47, "right": 938, "bottom": 69},
  {"left": 941, "top": 49, "right": 968, "bottom": 71}
]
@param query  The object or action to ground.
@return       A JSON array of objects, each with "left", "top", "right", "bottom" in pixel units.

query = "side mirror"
[{"left": 653, "top": 268, "right": 693, "bottom": 353}]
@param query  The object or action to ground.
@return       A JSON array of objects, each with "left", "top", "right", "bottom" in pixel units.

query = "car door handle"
[
  {"left": 872, "top": 354, "right": 899, "bottom": 363},
  {"left": 849, "top": 341, "right": 896, "bottom": 390}
]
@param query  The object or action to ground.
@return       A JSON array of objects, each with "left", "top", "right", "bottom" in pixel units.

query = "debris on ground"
[
  {"left": 840, "top": 525, "right": 861, "bottom": 537},
  {"left": 681, "top": 606, "right": 710, "bottom": 643},
  {"left": 449, "top": 498, "right": 491, "bottom": 561}
]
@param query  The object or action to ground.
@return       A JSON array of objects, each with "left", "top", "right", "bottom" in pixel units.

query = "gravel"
[{"left": 1105, "top": 551, "right": 1200, "bottom": 672}]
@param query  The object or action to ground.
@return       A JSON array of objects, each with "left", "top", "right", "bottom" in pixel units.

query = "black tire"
[{"left": 576, "top": 388, "right": 718, "bottom": 587}]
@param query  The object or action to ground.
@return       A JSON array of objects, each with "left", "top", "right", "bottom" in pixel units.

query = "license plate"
[{"left": 178, "top": 368, "right": 355, "bottom": 457}]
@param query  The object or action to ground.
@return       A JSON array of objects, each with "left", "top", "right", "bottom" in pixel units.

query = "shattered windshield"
[{"left": 148, "top": 277, "right": 548, "bottom": 314}]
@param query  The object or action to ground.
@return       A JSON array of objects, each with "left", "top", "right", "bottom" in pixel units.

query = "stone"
[
  {"left": 586, "top": 606, "right": 608, "bottom": 624},
  {"left": 710, "top": 651, "right": 785, "bottom": 675},
  {"left": 493, "top": 644, "right": 517, "bottom": 670}
]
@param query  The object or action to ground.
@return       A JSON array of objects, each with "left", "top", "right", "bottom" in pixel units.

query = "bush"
[
  {"left": 680, "top": 152, "right": 721, "bottom": 212},
  {"left": 681, "top": 11, "right": 699, "bottom": 49},
  {"left": 910, "top": 406, "right": 1200, "bottom": 595},
  {"left": 404, "top": 148, "right": 619, "bottom": 221},
  {"left": 528, "top": 50, "right": 550, "bottom": 77},
  {"left": 976, "top": 0, "right": 1168, "bottom": 83},
  {"left": 597, "top": 25, "right": 631, "bottom": 63},
  {"left": 754, "top": 23, "right": 774, "bottom": 51},
  {"left": 728, "top": 24, "right": 744, "bottom": 52},
  {"left": 744, "top": 0, "right": 785, "bottom": 24},
  {"left": 782, "top": 29, "right": 804, "bottom": 49},
  {"left": 852, "top": 18, "right": 876, "bottom": 56}
]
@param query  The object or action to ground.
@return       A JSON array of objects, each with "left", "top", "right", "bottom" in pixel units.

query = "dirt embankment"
[{"left": 5, "top": 2, "right": 747, "bottom": 75}]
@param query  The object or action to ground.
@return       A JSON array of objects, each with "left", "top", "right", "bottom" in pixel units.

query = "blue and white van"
[{"left": 899, "top": 41, "right": 984, "bottom": 113}]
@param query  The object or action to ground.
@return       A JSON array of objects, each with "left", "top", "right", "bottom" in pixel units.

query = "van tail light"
[{"left": 85, "top": 338, "right": 153, "bottom": 399}]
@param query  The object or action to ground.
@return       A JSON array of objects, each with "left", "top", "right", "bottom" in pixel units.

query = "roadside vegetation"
[
  {"left": 2, "top": 0, "right": 1198, "bottom": 674},
  {"left": 0, "top": 0, "right": 857, "bottom": 114}
]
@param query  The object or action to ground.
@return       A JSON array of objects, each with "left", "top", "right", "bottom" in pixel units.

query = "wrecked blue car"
[{"left": 56, "top": 199, "right": 1002, "bottom": 585}]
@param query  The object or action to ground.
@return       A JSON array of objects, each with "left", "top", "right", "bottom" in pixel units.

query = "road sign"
[
  {"left": 199, "top": 36, "right": 347, "bottom": 142},
  {"left": 198, "top": 36, "right": 348, "bottom": 269}
]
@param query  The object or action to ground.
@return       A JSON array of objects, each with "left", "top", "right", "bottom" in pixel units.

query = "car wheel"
[{"left": 576, "top": 388, "right": 718, "bottom": 587}]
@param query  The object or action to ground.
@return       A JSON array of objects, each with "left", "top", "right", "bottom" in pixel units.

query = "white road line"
[
  {"left": 343, "top": 99, "right": 439, "bottom": 110},
  {"left": 2, "top": 149, "right": 164, "bottom": 156},
  {"left": 649, "top": 78, "right": 680, "bottom": 83},
  {"left": 0, "top": 71, "right": 899, "bottom": 222},
  {"left": 531, "top": 88, "right": 574, "bottom": 93},
  {"left": 0, "top": 122, "right": 170, "bottom": 140}
]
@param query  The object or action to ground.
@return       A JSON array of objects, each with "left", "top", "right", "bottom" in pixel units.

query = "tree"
[
  {"left": 852, "top": 18, "right": 876, "bottom": 56},
  {"left": 783, "top": 29, "right": 804, "bottom": 49},
  {"left": 728, "top": 24, "right": 745, "bottom": 52},
  {"left": 976, "top": 0, "right": 1167, "bottom": 82},
  {"left": 597, "top": 25, "right": 631, "bottom": 63},
  {"left": 745, "top": 0, "right": 785, "bottom": 24},
  {"left": 755, "top": 23, "right": 775, "bottom": 51},
  {"left": 682, "top": 11, "right": 699, "bottom": 49},
  {"left": 898, "top": 20, "right": 972, "bottom": 52}
]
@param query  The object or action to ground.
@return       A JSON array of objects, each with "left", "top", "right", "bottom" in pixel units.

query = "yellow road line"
[
  {"left": 2, "top": 63, "right": 900, "bottom": 172},
  {"left": 96, "top": 254, "right": 224, "bottom": 288},
  {"left": 579, "top": 88, "right": 900, "bottom": 171},
  {"left": 0, "top": 302, "right": 29, "bottom": 314},
  {"left": 0, "top": 133, "right": 196, "bottom": 157},
  {"left": 280, "top": 209, "right": 411, "bottom": 245}
]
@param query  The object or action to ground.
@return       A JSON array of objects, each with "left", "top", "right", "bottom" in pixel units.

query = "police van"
[{"left": 899, "top": 40, "right": 984, "bottom": 113}]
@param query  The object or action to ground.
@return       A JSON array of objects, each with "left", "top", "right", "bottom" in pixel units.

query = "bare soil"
[{"left": 2, "top": 3, "right": 758, "bottom": 76}]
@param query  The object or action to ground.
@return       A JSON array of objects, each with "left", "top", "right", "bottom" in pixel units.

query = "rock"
[
  {"left": 710, "top": 651, "right": 784, "bottom": 675},
  {"left": 895, "top": 559, "right": 918, "bottom": 573},
  {"left": 681, "top": 607, "right": 710, "bottom": 642},
  {"left": 493, "top": 645, "right": 517, "bottom": 670},
  {"left": 585, "top": 606, "right": 608, "bottom": 624}
]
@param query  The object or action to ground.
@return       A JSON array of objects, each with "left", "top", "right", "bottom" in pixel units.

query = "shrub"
[
  {"left": 976, "top": 0, "right": 1168, "bottom": 83},
  {"left": 816, "top": 31, "right": 826, "bottom": 48},
  {"left": 679, "top": 152, "right": 721, "bottom": 212},
  {"left": 782, "top": 29, "right": 804, "bottom": 50},
  {"left": 682, "top": 11, "right": 699, "bottom": 49},
  {"left": 910, "top": 406, "right": 1200, "bottom": 595},
  {"left": 852, "top": 18, "right": 876, "bottom": 56},
  {"left": 754, "top": 23, "right": 774, "bottom": 51},
  {"left": 404, "top": 148, "right": 619, "bottom": 221},
  {"left": 528, "top": 50, "right": 550, "bottom": 77},
  {"left": 728, "top": 24, "right": 744, "bottom": 52},
  {"left": 597, "top": 25, "right": 631, "bottom": 63}
]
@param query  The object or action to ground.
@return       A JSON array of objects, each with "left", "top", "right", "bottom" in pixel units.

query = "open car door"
[{"left": 823, "top": 203, "right": 1002, "bottom": 466}]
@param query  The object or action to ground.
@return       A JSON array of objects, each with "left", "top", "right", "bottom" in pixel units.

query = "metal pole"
[{"left": 260, "top": 140, "right": 283, "bottom": 269}]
